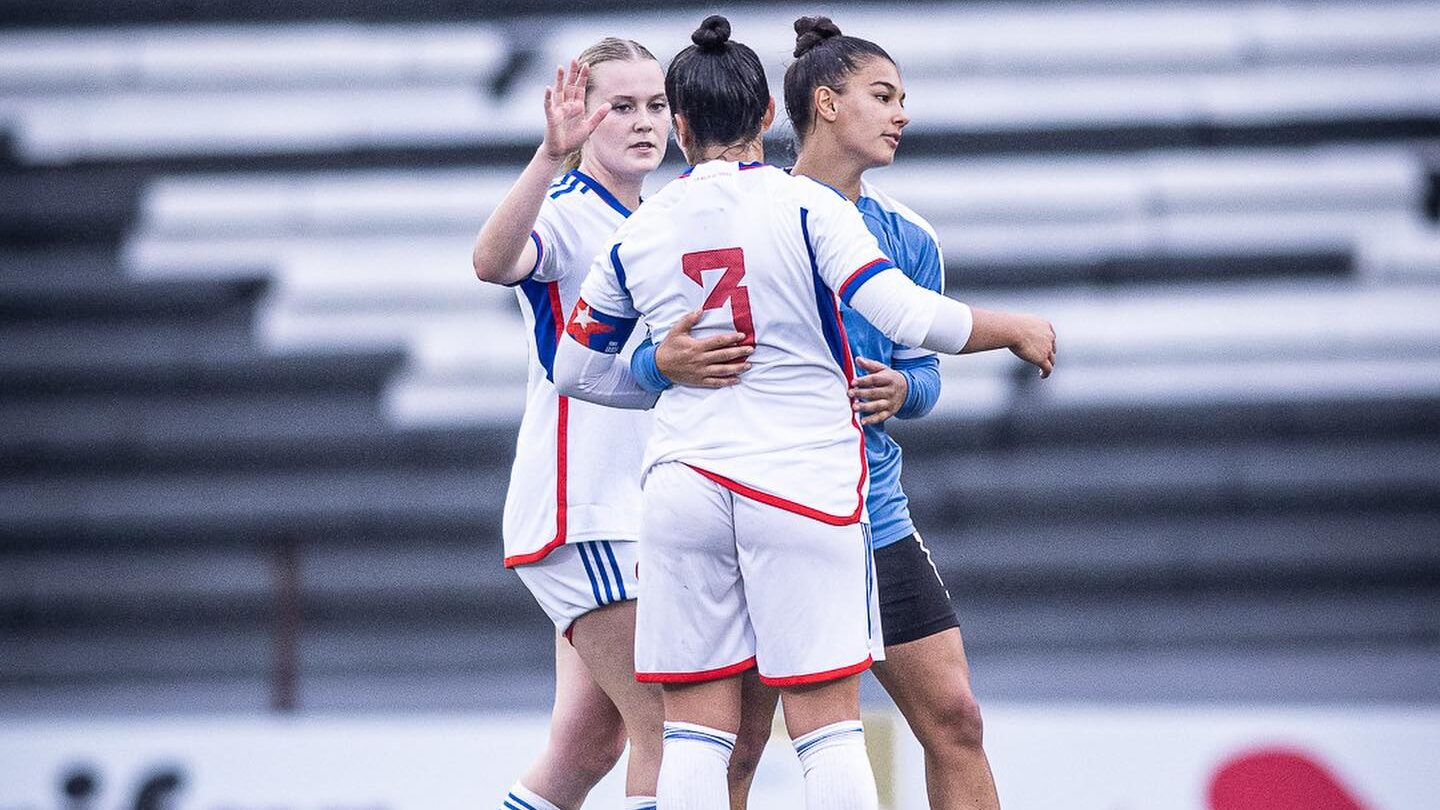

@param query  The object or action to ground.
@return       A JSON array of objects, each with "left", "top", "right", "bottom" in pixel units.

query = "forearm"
[
  {"left": 961, "top": 307, "right": 1030, "bottom": 354},
  {"left": 472, "top": 146, "right": 564, "bottom": 284},
  {"left": 553, "top": 337, "right": 661, "bottom": 410}
]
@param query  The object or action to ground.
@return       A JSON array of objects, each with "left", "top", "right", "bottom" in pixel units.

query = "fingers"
[
  {"left": 854, "top": 356, "right": 887, "bottom": 373},
  {"left": 850, "top": 373, "right": 892, "bottom": 390},
  {"left": 852, "top": 398, "right": 895, "bottom": 415},
  {"left": 670, "top": 309, "right": 703, "bottom": 336},
  {"left": 584, "top": 101, "right": 612, "bottom": 133},
  {"left": 698, "top": 345, "right": 753, "bottom": 363}
]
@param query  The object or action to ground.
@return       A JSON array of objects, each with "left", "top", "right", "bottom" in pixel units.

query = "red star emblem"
[{"left": 566, "top": 298, "right": 615, "bottom": 345}]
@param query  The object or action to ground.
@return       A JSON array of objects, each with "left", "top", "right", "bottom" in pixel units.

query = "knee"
[
  {"left": 549, "top": 721, "right": 628, "bottom": 786},
  {"left": 915, "top": 689, "right": 986, "bottom": 754}
]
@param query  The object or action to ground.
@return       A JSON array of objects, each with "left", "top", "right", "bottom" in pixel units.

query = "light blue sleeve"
[
  {"left": 893, "top": 354, "right": 940, "bottom": 419},
  {"left": 629, "top": 336, "right": 674, "bottom": 394}
]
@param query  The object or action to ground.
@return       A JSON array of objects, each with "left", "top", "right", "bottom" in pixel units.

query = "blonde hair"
[{"left": 561, "top": 37, "right": 659, "bottom": 173}]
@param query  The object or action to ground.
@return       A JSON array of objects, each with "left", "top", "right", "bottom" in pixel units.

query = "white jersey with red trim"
[
  {"left": 502, "top": 169, "right": 650, "bottom": 567},
  {"left": 574, "top": 160, "right": 897, "bottom": 524}
]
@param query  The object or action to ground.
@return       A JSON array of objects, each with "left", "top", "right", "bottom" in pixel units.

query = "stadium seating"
[{"left": 2, "top": 0, "right": 1437, "bottom": 714}]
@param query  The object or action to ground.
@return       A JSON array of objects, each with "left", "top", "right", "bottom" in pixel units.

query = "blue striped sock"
[{"left": 503, "top": 783, "right": 562, "bottom": 810}]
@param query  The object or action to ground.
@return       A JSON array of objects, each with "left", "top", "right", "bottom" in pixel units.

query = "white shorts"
[
  {"left": 634, "top": 462, "right": 882, "bottom": 686},
  {"left": 513, "top": 539, "right": 640, "bottom": 636}
]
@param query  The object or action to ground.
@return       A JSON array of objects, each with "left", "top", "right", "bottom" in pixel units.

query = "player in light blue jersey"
[{"left": 631, "top": 16, "right": 1055, "bottom": 810}]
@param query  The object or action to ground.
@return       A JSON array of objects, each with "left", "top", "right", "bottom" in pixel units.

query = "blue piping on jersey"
[
  {"left": 570, "top": 169, "right": 633, "bottom": 217},
  {"left": 800, "top": 207, "right": 851, "bottom": 374},
  {"left": 519, "top": 277, "right": 560, "bottom": 381},
  {"left": 609, "top": 243, "right": 633, "bottom": 300},
  {"left": 549, "top": 174, "right": 580, "bottom": 200}
]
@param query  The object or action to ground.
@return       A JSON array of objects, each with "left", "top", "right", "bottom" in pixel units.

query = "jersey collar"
[{"left": 569, "top": 169, "right": 634, "bottom": 218}]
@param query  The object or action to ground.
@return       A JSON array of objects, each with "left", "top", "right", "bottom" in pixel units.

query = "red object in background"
[{"left": 1209, "top": 748, "right": 1370, "bottom": 810}]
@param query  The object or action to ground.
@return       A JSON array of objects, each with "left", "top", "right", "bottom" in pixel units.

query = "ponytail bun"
[
  {"left": 792, "top": 16, "right": 842, "bottom": 58},
  {"left": 692, "top": 14, "right": 732, "bottom": 53}
]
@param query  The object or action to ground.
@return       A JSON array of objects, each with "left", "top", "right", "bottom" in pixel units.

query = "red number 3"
[{"left": 682, "top": 248, "right": 755, "bottom": 346}]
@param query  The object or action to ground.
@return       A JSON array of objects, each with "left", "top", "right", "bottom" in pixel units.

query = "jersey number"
[{"left": 682, "top": 248, "right": 754, "bottom": 346}]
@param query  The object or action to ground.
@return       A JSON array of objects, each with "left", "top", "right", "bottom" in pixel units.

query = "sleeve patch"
[{"left": 565, "top": 297, "right": 637, "bottom": 354}]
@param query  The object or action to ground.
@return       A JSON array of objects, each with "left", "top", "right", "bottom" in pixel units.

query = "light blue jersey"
[
  {"left": 628, "top": 179, "right": 944, "bottom": 550},
  {"left": 846, "top": 181, "right": 944, "bottom": 549}
]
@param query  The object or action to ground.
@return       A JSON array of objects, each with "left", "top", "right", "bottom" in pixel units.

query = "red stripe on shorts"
[
  {"left": 759, "top": 655, "right": 873, "bottom": 687},
  {"left": 636, "top": 656, "right": 758, "bottom": 684}
]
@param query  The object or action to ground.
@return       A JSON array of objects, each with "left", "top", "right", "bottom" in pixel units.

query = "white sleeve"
[
  {"left": 553, "top": 336, "right": 660, "bottom": 409},
  {"left": 803, "top": 183, "right": 973, "bottom": 354},
  {"left": 846, "top": 269, "right": 973, "bottom": 353},
  {"left": 551, "top": 240, "right": 656, "bottom": 409},
  {"left": 527, "top": 204, "right": 565, "bottom": 284}
]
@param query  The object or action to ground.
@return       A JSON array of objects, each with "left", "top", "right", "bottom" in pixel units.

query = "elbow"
[{"left": 472, "top": 251, "right": 503, "bottom": 284}]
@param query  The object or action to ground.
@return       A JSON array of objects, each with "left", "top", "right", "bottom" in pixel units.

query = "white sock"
[
  {"left": 625, "top": 796, "right": 657, "bottom": 810},
  {"left": 656, "top": 721, "right": 735, "bottom": 810},
  {"left": 791, "top": 721, "right": 879, "bottom": 810},
  {"left": 502, "top": 783, "right": 563, "bottom": 810}
]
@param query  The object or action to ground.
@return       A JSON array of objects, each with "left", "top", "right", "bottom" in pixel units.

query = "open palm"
[{"left": 543, "top": 60, "right": 611, "bottom": 160}]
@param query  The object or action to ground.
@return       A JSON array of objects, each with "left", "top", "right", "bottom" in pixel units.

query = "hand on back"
[{"left": 655, "top": 310, "right": 754, "bottom": 388}]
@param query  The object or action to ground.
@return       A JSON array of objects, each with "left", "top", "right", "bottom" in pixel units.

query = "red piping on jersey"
[
  {"left": 504, "top": 280, "right": 570, "bottom": 568},
  {"left": 636, "top": 656, "right": 758, "bottom": 684},
  {"left": 838, "top": 257, "right": 890, "bottom": 301},
  {"left": 685, "top": 464, "right": 865, "bottom": 526},
  {"left": 759, "top": 655, "right": 873, "bottom": 687}
]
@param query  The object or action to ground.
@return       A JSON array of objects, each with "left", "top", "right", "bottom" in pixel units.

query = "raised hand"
[
  {"left": 542, "top": 60, "right": 611, "bottom": 162},
  {"left": 656, "top": 310, "right": 753, "bottom": 388}
]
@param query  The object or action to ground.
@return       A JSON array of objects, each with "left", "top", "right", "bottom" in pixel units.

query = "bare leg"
[
  {"left": 569, "top": 600, "right": 665, "bottom": 798},
  {"left": 872, "top": 628, "right": 1000, "bottom": 810},
  {"left": 520, "top": 633, "right": 628, "bottom": 809},
  {"left": 778, "top": 674, "right": 861, "bottom": 738},
  {"left": 727, "top": 672, "right": 779, "bottom": 810}
]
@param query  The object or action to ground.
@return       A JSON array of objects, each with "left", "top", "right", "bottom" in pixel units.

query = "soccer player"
[
  {"left": 471, "top": 40, "right": 678, "bottom": 810},
  {"left": 634, "top": 17, "right": 1026, "bottom": 809},
  {"left": 551, "top": 16, "right": 1055, "bottom": 810}
]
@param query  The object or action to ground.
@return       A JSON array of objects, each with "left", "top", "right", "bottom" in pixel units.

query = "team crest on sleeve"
[{"left": 566, "top": 297, "right": 636, "bottom": 354}]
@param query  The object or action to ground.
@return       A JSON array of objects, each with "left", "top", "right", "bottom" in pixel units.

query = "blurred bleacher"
[{"left": 2, "top": 1, "right": 1438, "bottom": 715}]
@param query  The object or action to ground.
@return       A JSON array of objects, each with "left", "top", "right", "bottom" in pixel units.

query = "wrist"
[{"left": 537, "top": 143, "right": 568, "bottom": 166}]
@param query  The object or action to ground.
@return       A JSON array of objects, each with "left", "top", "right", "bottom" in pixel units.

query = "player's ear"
[
  {"left": 761, "top": 96, "right": 775, "bottom": 133},
  {"left": 673, "top": 112, "right": 697, "bottom": 162},
  {"left": 814, "top": 85, "right": 839, "bottom": 124}
]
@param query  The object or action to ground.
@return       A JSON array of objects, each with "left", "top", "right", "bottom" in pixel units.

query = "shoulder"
[{"left": 858, "top": 180, "right": 941, "bottom": 251}]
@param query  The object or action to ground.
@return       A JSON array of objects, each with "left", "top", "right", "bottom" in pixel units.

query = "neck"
[
  {"left": 690, "top": 138, "right": 765, "bottom": 166},
  {"left": 578, "top": 158, "right": 644, "bottom": 211},
  {"left": 791, "top": 137, "right": 866, "bottom": 203}
]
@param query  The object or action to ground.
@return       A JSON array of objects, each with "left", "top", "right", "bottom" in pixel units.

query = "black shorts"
[{"left": 874, "top": 532, "right": 960, "bottom": 647}]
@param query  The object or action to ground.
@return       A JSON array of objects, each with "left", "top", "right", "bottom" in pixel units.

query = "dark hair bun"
[
  {"left": 793, "top": 16, "right": 842, "bottom": 58},
  {"left": 692, "top": 15, "right": 732, "bottom": 53}
]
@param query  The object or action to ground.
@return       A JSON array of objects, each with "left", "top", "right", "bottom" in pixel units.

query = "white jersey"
[
  {"left": 502, "top": 169, "right": 651, "bottom": 567},
  {"left": 574, "top": 161, "right": 897, "bottom": 525}
]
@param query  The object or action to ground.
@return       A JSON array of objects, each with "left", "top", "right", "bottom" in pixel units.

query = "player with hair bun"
[
  {"left": 553, "top": 14, "right": 1054, "bottom": 810},
  {"left": 471, "top": 37, "right": 733, "bottom": 810},
  {"left": 630, "top": 15, "right": 1051, "bottom": 809}
]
